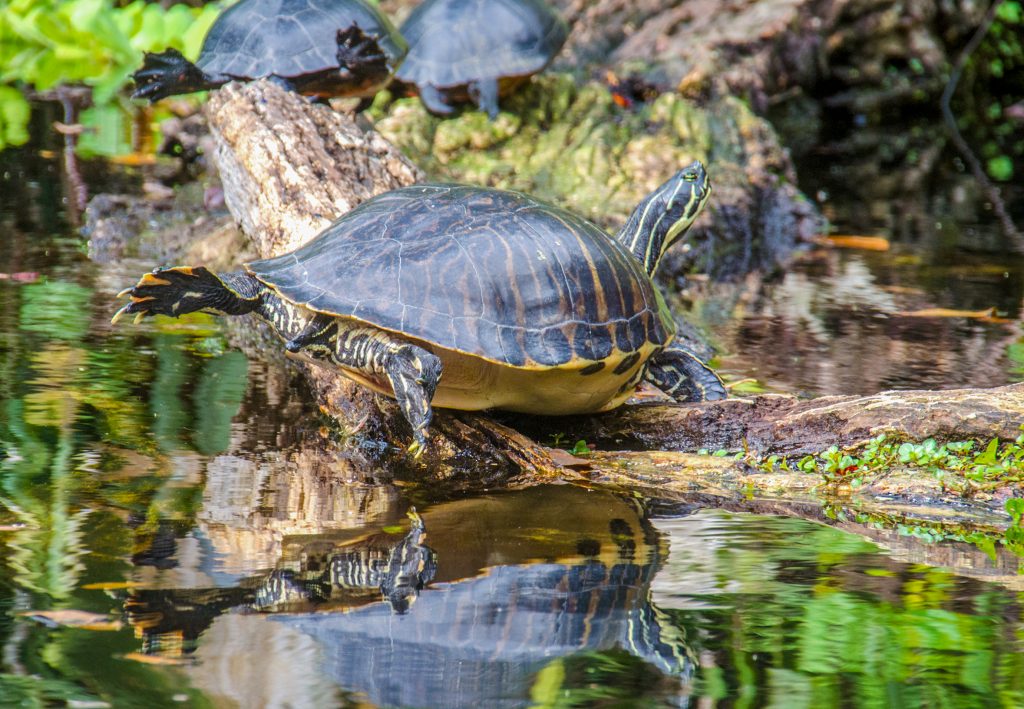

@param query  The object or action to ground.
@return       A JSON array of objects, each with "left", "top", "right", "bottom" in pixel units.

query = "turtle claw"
[
  {"left": 110, "top": 303, "right": 131, "bottom": 325},
  {"left": 111, "top": 266, "right": 218, "bottom": 323},
  {"left": 406, "top": 437, "right": 427, "bottom": 459}
]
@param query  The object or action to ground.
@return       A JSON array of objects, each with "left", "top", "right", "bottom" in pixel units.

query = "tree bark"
[{"left": 203, "top": 80, "right": 1022, "bottom": 525}]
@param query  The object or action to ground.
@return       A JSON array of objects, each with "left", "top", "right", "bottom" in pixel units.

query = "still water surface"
[{"left": 1, "top": 141, "right": 1023, "bottom": 707}]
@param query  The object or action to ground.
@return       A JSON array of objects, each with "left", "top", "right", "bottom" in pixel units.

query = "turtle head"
[{"left": 615, "top": 160, "right": 711, "bottom": 276}]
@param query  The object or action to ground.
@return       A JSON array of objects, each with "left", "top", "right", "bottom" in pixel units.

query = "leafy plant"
[
  {"left": 746, "top": 430, "right": 1024, "bottom": 494},
  {"left": 0, "top": 0, "right": 222, "bottom": 151}
]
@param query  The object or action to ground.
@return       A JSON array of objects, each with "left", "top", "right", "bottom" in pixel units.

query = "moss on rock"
[{"left": 370, "top": 73, "right": 823, "bottom": 279}]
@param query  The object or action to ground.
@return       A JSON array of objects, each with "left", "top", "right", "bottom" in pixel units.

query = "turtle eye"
[{"left": 682, "top": 170, "right": 698, "bottom": 182}]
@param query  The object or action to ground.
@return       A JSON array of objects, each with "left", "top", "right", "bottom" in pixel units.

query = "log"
[
  {"left": 202, "top": 80, "right": 1022, "bottom": 527},
  {"left": 510, "top": 382, "right": 1024, "bottom": 457}
]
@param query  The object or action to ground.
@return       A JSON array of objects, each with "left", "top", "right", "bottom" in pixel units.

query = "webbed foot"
[
  {"left": 645, "top": 345, "right": 727, "bottom": 402},
  {"left": 132, "top": 49, "right": 223, "bottom": 102},
  {"left": 112, "top": 266, "right": 255, "bottom": 323},
  {"left": 336, "top": 24, "right": 388, "bottom": 78}
]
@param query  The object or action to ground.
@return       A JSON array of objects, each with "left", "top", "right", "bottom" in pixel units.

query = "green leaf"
[
  {"left": 986, "top": 155, "right": 1014, "bottom": 182},
  {"left": 996, "top": 0, "right": 1022, "bottom": 23},
  {"left": 976, "top": 438, "right": 1000, "bottom": 466},
  {"left": 571, "top": 440, "right": 590, "bottom": 456},
  {"left": 0, "top": 85, "right": 30, "bottom": 149},
  {"left": 1006, "top": 498, "right": 1024, "bottom": 526}
]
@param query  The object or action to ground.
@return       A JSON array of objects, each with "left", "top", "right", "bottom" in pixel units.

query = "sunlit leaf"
[
  {"left": 0, "top": 85, "right": 30, "bottom": 149},
  {"left": 986, "top": 155, "right": 1014, "bottom": 181}
]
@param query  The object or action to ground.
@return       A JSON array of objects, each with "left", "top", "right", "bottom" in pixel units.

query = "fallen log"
[
  {"left": 510, "top": 382, "right": 1024, "bottom": 457},
  {"left": 202, "top": 80, "right": 1022, "bottom": 526}
]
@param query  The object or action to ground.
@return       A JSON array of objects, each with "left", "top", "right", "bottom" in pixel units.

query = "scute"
[
  {"left": 395, "top": 0, "right": 568, "bottom": 88},
  {"left": 246, "top": 185, "right": 673, "bottom": 369},
  {"left": 198, "top": 0, "right": 405, "bottom": 79}
]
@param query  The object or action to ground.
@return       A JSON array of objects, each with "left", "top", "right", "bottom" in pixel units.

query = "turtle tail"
[{"left": 112, "top": 267, "right": 262, "bottom": 324}]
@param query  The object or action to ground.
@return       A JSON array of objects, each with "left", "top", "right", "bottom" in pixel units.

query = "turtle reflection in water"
[
  {"left": 254, "top": 509, "right": 436, "bottom": 614},
  {"left": 113, "top": 161, "right": 725, "bottom": 455},
  {"left": 279, "top": 513, "right": 692, "bottom": 707},
  {"left": 125, "top": 511, "right": 435, "bottom": 654},
  {"left": 132, "top": 0, "right": 407, "bottom": 102}
]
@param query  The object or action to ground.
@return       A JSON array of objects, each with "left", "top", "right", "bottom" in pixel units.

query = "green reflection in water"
[
  {"left": 0, "top": 259, "right": 248, "bottom": 706},
  {"left": 653, "top": 513, "right": 1024, "bottom": 708},
  {"left": 192, "top": 350, "right": 249, "bottom": 455}
]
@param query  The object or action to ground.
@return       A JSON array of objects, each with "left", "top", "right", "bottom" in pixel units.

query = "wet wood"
[{"left": 203, "top": 80, "right": 1021, "bottom": 526}]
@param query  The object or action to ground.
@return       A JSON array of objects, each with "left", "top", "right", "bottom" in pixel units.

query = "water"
[
  {"left": 2, "top": 134, "right": 1024, "bottom": 707},
  {"left": 713, "top": 148, "right": 1024, "bottom": 396}
]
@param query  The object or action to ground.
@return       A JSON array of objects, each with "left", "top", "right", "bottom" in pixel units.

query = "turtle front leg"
[
  {"left": 645, "top": 344, "right": 727, "bottom": 402},
  {"left": 112, "top": 267, "right": 262, "bottom": 323},
  {"left": 299, "top": 324, "right": 443, "bottom": 456},
  {"left": 386, "top": 342, "right": 443, "bottom": 456},
  {"left": 132, "top": 49, "right": 228, "bottom": 102},
  {"left": 335, "top": 24, "right": 389, "bottom": 84}
]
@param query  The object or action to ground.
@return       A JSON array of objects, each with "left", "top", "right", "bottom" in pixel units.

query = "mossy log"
[{"left": 204, "top": 80, "right": 1022, "bottom": 525}]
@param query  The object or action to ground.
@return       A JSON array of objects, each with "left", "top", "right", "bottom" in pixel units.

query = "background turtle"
[
  {"left": 113, "top": 161, "right": 725, "bottom": 455},
  {"left": 393, "top": 0, "right": 568, "bottom": 119},
  {"left": 133, "top": 0, "right": 407, "bottom": 102}
]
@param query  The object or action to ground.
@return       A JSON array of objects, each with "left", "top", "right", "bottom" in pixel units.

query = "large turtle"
[
  {"left": 132, "top": 0, "right": 407, "bottom": 102},
  {"left": 393, "top": 0, "right": 568, "bottom": 119},
  {"left": 112, "top": 161, "right": 725, "bottom": 455}
]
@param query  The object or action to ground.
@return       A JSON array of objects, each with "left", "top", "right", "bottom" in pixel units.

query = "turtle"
[
  {"left": 132, "top": 0, "right": 407, "bottom": 103},
  {"left": 393, "top": 0, "right": 568, "bottom": 119},
  {"left": 112, "top": 160, "right": 726, "bottom": 456}
]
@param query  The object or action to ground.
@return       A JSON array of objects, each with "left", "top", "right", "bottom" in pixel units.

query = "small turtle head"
[{"left": 616, "top": 160, "right": 712, "bottom": 275}]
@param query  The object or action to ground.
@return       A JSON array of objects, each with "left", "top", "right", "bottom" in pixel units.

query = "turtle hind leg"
[
  {"left": 468, "top": 78, "right": 500, "bottom": 120},
  {"left": 335, "top": 24, "right": 389, "bottom": 84},
  {"left": 112, "top": 267, "right": 261, "bottom": 324},
  {"left": 132, "top": 49, "right": 227, "bottom": 102},
  {"left": 323, "top": 327, "right": 443, "bottom": 456},
  {"left": 645, "top": 345, "right": 727, "bottom": 402},
  {"left": 418, "top": 84, "right": 456, "bottom": 116}
]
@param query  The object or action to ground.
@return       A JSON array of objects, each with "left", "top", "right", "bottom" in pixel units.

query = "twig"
[{"left": 940, "top": 0, "right": 1024, "bottom": 252}]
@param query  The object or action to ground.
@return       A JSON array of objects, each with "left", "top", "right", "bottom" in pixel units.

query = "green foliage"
[
  {"left": 997, "top": 0, "right": 1022, "bottom": 24},
  {"left": 987, "top": 154, "right": 1014, "bottom": 181},
  {"left": 736, "top": 431, "right": 1024, "bottom": 558},
  {"left": 0, "top": 0, "right": 222, "bottom": 150},
  {"left": 0, "top": 85, "right": 30, "bottom": 150},
  {"left": 960, "top": 0, "right": 1024, "bottom": 185},
  {"left": 570, "top": 439, "right": 591, "bottom": 456},
  {"left": 749, "top": 431, "right": 1024, "bottom": 493}
]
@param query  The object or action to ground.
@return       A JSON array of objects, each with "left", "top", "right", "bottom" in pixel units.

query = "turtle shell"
[
  {"left": 246, "top": 185, "right": 673, "bottom": 369},
  {"left": 394, "top": 0, "right": 568, "bottom": 89},
  {"left": 197, "top": 0, "right": 406, "bottom": 80}
]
